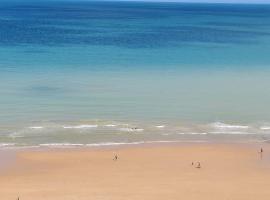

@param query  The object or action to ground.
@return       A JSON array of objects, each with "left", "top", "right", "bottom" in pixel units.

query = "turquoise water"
[{"left": 1, "top": 2, "right": 270, "bottom": 147}]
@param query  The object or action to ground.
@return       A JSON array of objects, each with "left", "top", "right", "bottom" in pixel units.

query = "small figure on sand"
[
  {"left": 196, "top": 162, "right": 201, "bottom": 169},
  {"left": 191, "top": 162, "right": 194, "bottom": 166},
  {"left": 259, "top": 147, "right": 264, "bottom": 160},
  {"left": 113, "top": 154, "right": 118, "bottom": 161}
]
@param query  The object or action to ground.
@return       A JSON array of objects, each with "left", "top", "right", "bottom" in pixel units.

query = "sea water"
[{"left": 1, "top": 1, "right": 270, "bottom": 148}]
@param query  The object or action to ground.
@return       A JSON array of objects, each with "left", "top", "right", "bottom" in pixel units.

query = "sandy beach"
[{"left": 0, "top": 143, "right": 270, "bottom": 200}]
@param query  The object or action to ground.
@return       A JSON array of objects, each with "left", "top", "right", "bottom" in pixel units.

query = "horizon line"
[
  {"left": 1, "top": 0, "right": 270, "bottom": 5},
  {"left": 108, "top": 0, "right": 270, "bottom": 4}
]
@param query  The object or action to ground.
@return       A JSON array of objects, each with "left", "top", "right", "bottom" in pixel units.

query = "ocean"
[{"left": 1, "top": 1, "right": 270, "bottom": 148}]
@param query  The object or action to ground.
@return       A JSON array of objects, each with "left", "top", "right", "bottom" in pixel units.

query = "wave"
[
  {"left": 8, "top": 132, "right": 25, "bottom": 138},
  {"left": 0, "top": 141, "right": 189, "bottom": 149},
  {"left": 85, "top": 140, "right": 190, "bottom": 147},
  {"left": 2, "top": 138, "right": 268, "bottom": 149},
  {"left": 162, "top": 133, "right": 170, "bottom": 135},
  {"left": 0, "top": 143, "right": 16, "bottom": 147},
  {"left": 29, "top": 126, "right": 44, "bottom": 129},
  {"left": 39, "top": 143, "right": 84, "bottom": 147},
  {"left": 86, "top": 142, "right": 145, "bottom": 147},
  {"left": 177, "top": 132, "right": 207, "bottom": 135},
  {"left": 104, "top": 124, "right": 117, "bottom": 127},
  {"left": 119, "top": 128, "right": 144, "bottom": 132},
  {"left": 155, "top": 125, "right": 165, "bottom": 128},
  {"left": 62, "top": 125, "right": 98, "bottom": 129},
  {"left": 2, "top": 145, "right": 41, "bottom": 150},
  {"left": 260, "top": 126, "right": 270, "bottom": 130},
  {"left": 210, "top": 122, "right": 249, "bottom": 129},
  {"left": 4, "top": 120, "right": 270, "bottom": 149},
  {"left": 209, "top": 131, "right": 254, "bottom": 134}
]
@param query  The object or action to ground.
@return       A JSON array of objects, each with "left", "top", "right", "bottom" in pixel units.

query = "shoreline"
[
  {"left": 0, "top": 139, "right": 267, "bottom": 152},
  {"left": 2, "top": 120, "right": 270, "bottom": 149}
]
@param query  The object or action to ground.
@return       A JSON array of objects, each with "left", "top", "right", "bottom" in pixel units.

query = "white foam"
[
  {"left": 3, "top": 145, "right": 41, "bottom": 150},
  {"left": 191, "top": 132, "right": 208, "bottom": 135},
  {"left": 177, "top": 132, "right": 186, "bottom": 135},
  {"left": 156, "top": 125, "right": 165, "bottom": 128},
  {"left": 0, "top": 143, "right": 16, "bottom": 147},
  {"left": 8, "top": 132, "right": 24, "bottom": 138},
  {"left": 86, "top": 140, "right": 182, "bottom": 147},
  {"left": 63, "top": 125, "right": 98, "bottom": 129},
  {"left": 162, "top": 133, "right": 170, "bottom": 136},
  {"left": 144, "top": 140, "right": 186, "bottom": 144},
  {"left": 29, "top": 126, "right": 44, "bottom": 129},
  {"left": 260, "top": 126, "right": 270, "bottom": 130},
  {"left": 209, "top": 131, "right": 254, "bottom": 134},
  {"left": 211, "top": 122, "right": 249, "bottom": 129},
  {"left": 86, "top": 142, "right": 145, "bottom": 147},
  {"left": 119, "top": 128, "right": 144, "bottom": 132},
  {"left": 104, "top": 124, "right": 117, "bottom": 127},
  {"left": 39, "top": 143, "right": 84, "bottom": 147},
  {"left": 177, "top": 132, "right": 207, "bottom": 135},
  {"left": 0, "top": 140, "right": 209, "bottom": 149}
]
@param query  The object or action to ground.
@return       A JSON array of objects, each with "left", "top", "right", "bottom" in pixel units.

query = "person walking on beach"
[
  {"left": 259, "top": 147, "right": 263, "bottom": 160},
  {"left": 113, "top": 154, "right": 118, "bottom": 161}
]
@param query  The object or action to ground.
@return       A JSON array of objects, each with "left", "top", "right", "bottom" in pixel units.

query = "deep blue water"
[
  {"left": 2, "top": 2, "right": 270, "bottom": 47},
  {"left": 1, "top": 2, "right": 270, "bottom": 146},
  {"left": 1, "top": 1, "right": 270, "bottom": 71}
]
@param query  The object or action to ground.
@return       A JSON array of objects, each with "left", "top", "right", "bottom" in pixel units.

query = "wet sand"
[{"left": 0, "top": 143, "right": 270, "bottom": 200}]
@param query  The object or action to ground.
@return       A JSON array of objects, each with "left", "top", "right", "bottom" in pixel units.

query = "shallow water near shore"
[{"left": 1, "top": 119, "right": 270, "bottom": 148}]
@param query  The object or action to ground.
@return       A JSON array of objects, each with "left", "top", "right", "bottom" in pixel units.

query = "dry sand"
[{"left": 0, "top": 143, "right": 270, "bottom": 200}]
